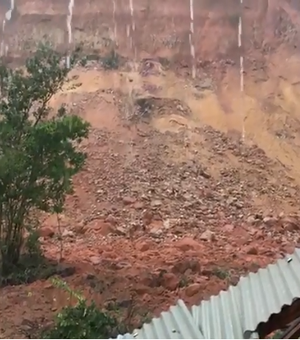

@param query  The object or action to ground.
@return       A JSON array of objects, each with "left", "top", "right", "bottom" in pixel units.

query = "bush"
[
  {"left": 44, "top": 300, "right": 118, "bottom": 339},
  {"left": 43, "top": 280, "right": 118, "bottom": 339},
  {"left": 0, "top": 43, "right": 90, "bottom": 278}
]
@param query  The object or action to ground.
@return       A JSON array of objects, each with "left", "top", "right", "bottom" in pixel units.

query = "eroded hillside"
[{"left": 1, "top": 0, "right": 300, "bottom": 338}]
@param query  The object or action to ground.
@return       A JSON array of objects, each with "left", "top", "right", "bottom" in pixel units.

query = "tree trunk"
[{"left": 1, "top": 241, "right": 21, "bottom": 276}]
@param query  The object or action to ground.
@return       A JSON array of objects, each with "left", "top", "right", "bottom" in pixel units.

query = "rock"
[
  {"left": 199, "top": 169, "right": 210, "bottom": 179},
  {"left": 86, "top": 273, "right": 96, "bottom": 280},
  {"left": 175, "top": 237, "right": 201, "bottom": 252},
  {"left": 133, "top": 201, "right": 145, "bottom": 210},
  {"left": 223, "top": 224, "right": 234, "bottom": 233},
  {"left": 115, "top": 226, "right": 127, "bottom": 235},
  {"left": 149, "top": 228, "right": 162, "bottom": 238},
  {"left": 105, "top": 215, "right": 118, "bottom": 226},
  {"left": 56, "top": 264, "right": 76, "bottom": 278},
  {"left": 247, "top": 215, "right": 257, "bottom": 225},
  {"left": 39, "top": 227, "right": 55, "bottom": 238},
  {"left": 114, "top": 261, "right": 132, "bottom": 270},
  {"left": 90, "top": 256, "right": 101, "bottom": 265},
  {"left": 135, "top": 285, "right": 150, "bottom": 295},
  {"left": 151, "top": 199, "right": 162, "bottom": 207},
  {"left": 98, "top": 222, "right": 114, "bottom": 236},
  {"left": 161, "top": 273, "right": 179, "bottom": 291},
  {"left": 234, "top": 201, "right": 244, "bottom": 209},
  {"left": 202, "top": 268, "right": 213, "bottom": 276},
  {"left": 72, "top": 222, "right": 87, "bottom": 235},
  {"left": 200, "top": 230, "right": 215, "bottom": 242},
  {"left": 86, "top": 219, "right": 114, "bottom": 236},
  {"left": 263, "top": 216, "right": 278, "bottom": 227},
  {"left": 152, "top": 213, "right": 163, "bottom": 221},
  {"left": 62, "top": 229, "right": 74, "bottom": 237},
  {"left": 172, "top": 259, "right": 200, "bottom": 274},
  {"left": 136, "top": 242, "right": 151, "bottom": 252},
  {"left": 122, "top": 196, "right": 136, "bottom": 205},
  {"left": 117, "top": 299, "right": 132, "bottom": 308},
  {"left": 142, "top": 210, "right": 154, "bottom": 226},
  {"left": 149, "top": 221, "right": 163, "bottom": 238},
  {"left": 140, "top": 272, "right": 161, "bottom": 288},
  {"left": 282, "top": 217, "right": 299, "bottom": 231},
  {"left": 244, "top": 246, "right": 258, "bottom": 255},
  {"left": 185, "top": 283, "right": 201, "bottom": 297}
]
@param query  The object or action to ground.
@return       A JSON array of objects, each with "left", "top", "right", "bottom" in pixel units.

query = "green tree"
[{"left": 0, "top": 44, "right": 90, "bottom": 276}]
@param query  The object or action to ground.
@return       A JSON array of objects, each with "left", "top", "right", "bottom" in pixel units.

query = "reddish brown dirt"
[{"left": 2, "top": 0, "right": 300, "bottom": 338}]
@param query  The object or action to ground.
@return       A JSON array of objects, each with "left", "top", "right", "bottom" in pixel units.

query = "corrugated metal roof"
[
  {"left": 240, "top": 248, "right": 300, "bottom": 334},
  {"left": 192, "top": 248, "right": 300, "bottom": 338},
  {"left": 121, "top": 300, "right": 204, "bottom": 339},
  {"left": 191, "top": 286, "right": 246, "bottom": 339},
  {"left": 117, "top": 248, "right": 300, "bottom": 339}
]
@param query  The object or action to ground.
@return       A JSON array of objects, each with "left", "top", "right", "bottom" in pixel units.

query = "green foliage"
[
  {"left": 44, "top": 300, "right": 117, "bottom": 339},
  {"left": 0, "top": 43, "right": 90, "bottom": 277},
  {"left": 43, "top": 279, "right": 118, "bottom": 339},
  {"left": 25, "top": 229, "right": 42, "bottom": 258}
]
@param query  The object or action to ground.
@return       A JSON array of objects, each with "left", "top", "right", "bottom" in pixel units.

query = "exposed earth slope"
[{"left": 1, "top": 0, "right": 300, "bottom": 337}]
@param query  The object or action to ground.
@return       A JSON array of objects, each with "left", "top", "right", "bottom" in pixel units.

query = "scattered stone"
[
  {"left": 56, "top": 264, "right": 76, "bottom": 278},
  {"left": 72, "top": 222, "right": 87, "bottom": 235},
  {"left": 200, "top": 230, "right": 215, "bottom": 242},
  {"left": 172, "top": 259, "right": 200, "bottom": 274},
  {"left": 247, "top": 215, "right": 257, "bottom": 225},
  {"left": 140, "top": 272, "right": 161, "bottom": 288},
  {"left": 142, "top": 210, "right": 154, "bottom": 226},
  {"left": 263, "top": 216, "right": 278, "bottom": 227},
  {"left": 282, "top": 217, "right": 299, "bottom": 231},
  {"left": 90, "top": 256, "right": 101, "bottom": 265},
  {"left": 97, "top": 221, "right": 115, "bottom": 236},
  {"left": 122, "top": 196, "right": 136, "bottom": 205},
  {"left": 234, "top": 201, "right": 244, "bottom": 209},
  {"left": 175, "top": 237, "right": 201, "bottom": 252},
  {"left": 149, "top": 228, "right": 163, "bottom": 238},
  {"left": 151, "top": 199, "right": 163, "bottom": 207},
  {"left": 135, "top": 285, "right": 150, "bottom": 295},
  {"left": 136, "top": 242, "right": 151, "bottom": 252},
  {"left": 105, "top": 215, "right": 118, "bottom": 226},
  {"left": 149, "top": 221, "right": 163, "bottom": 238},
  {"left": 39, "top": 227, "right": 55, "bottom": 238},
  {"left": 86, "top": 273, "right": 96, "bottom": 280},
  {"left": 244, "top": 246, "right": 258, "bottom": 255},
  {"left": 133, "top": 201, "right": 145, "bottom": 210},
  {"left": 185, "top": 283, "right": 201, "bottom": 297},
  {"left": 161, "top": 273, "right": 179, "bottom": 291},
  {"left": 116, "top": 299, "right": 132, "bottom": 308},
  {"left": 115, "top": 226, "right": 127, "bottom": 236},
  {"left": 62, "top": 229, "right": 75, "bottom": 237},
  {"left": 223, "top": 224, "right": 234, "bottom": 233},
  {"left": 114, "top": 261, "right": 132, "bottom": 270}
]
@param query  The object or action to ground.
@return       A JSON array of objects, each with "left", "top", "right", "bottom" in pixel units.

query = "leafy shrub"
[
  {"left": 43, "top": 279, "right": 118, "bottom": 339},
  {"left": 44, "top": 300, "right": 117, "bottom": 339}
]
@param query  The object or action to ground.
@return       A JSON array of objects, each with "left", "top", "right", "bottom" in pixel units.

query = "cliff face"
[{"left": 1, "top": 0, "right": 299, "bottom": 59}]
